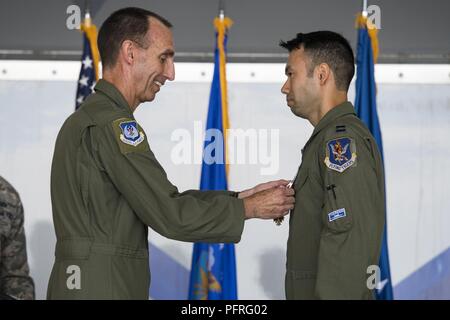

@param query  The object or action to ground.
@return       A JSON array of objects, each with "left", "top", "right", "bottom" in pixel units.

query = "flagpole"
[
  {"left": 362, "top": 0, "right": 368, "bottom": 17},
  {"left": 219, "top": 0, "right": 225, "bottom": 19},
  {"left": 84, "top": 0, "right": 91, "bottom": 26}
]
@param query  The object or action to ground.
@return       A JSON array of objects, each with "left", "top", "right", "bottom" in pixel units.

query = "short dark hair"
[
  {"left": 98, "top": 7, "right": 172, "bottom": 69},
  {"left": 280, "top": 31, "right": 355, "bottom": 91}
]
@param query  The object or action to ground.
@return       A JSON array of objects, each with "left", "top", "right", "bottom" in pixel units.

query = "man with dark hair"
[
  {"left": 280, "top": 31, "right": 355, "bottom": 92},
  {"left": 280, "top": 31, "right": 385, "bottom": 299},
  {"left": 47, "top": 7, "right": 294, "bottom": 299}
]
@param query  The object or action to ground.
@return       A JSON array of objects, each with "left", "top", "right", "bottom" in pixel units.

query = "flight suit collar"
[
  {"left": 312, "top": 101, "right": 356, "bottom": 136},
  {"left": 94, "top": 79, "right": 133, "bottom": 116},
  {"left": 302, "top": 101, "right": 356, "bottom": 153}
]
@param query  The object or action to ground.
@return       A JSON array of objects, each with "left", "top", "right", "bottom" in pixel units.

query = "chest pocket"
[{"left": 293, "top": 165, "right": 309, "bottom": 191}]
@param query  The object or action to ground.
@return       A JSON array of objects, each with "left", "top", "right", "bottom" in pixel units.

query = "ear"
[
  {"left": 316, "top": 63, "right": 331, "bottom": 86},
  {"left": 120, "top": 40, "right": 136, "bottom": 65}
]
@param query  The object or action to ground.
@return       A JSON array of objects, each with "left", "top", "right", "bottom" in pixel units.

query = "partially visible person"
[{"left": 0, "top": 175, "right": 35, "bottom": 300}]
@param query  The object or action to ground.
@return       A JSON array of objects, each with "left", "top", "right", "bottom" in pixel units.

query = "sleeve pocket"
[{"left": 322, "top": 184, "right": 353, "bottom": 233}]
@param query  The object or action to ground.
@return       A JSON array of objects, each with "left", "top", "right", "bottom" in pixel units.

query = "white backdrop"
[{"left": 1, "top": 62, "right": 450, "bottom": 299}]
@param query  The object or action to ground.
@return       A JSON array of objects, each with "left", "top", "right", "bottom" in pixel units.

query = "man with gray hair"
[{"left": 47, "top": 7, "right": 294, "bottom": 299}]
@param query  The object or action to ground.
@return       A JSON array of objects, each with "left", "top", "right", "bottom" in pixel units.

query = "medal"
[{"left": 274, "top": 180, "right": 294, "bottom": 226}]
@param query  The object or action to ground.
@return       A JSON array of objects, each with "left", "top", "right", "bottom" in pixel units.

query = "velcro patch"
[
  {"left": 328, "top": 208, "right": 346, "bottom": 222},
  {"left": 324, "top": 137, "right": 357, "bottom": 173},
  {"left": 112, "top": 118, "right": 149, "bottom": 154},
  {"left": 118, "top": 120, "right": 145, "bottom": 146}
]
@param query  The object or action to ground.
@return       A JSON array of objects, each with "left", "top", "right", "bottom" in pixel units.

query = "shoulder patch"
[
  {"left": 118, "top": 120, "right": 145, "bottom": 146},
  {"left": 324, "top": 137, "right": 357, "bottom": 173},
  {"left": 112, "top": 118, "right": 149, "bottom": 154}
]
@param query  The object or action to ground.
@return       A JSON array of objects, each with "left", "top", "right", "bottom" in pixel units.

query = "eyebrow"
[{"left": 160, "top": 49, "right": 175, "bottom": 57}]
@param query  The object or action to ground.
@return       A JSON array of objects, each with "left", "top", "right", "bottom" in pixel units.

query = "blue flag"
[
  {"left": 75, "top": 18, "right": 99, "bottom": 110},
  {"left": 188, "top": 16, "right": 237, "bottom": 300},
  {"left": 355, "top": 15, "right": 394, "bottom": 300}
]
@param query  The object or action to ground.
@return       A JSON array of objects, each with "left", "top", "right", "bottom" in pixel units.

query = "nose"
[
  {"left": 164, "top": 59, "right": 175, "bottom": 81},
  {"left": 281, "top": 80, "right": 289, "bottom": 95}
]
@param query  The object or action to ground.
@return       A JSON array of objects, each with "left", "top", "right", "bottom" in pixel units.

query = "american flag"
[{"left": 75, "top": 22, "right": 98, "bottom": 110}]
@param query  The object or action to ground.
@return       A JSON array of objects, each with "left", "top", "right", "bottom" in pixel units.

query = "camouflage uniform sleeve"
[
  {"left": 0, "top": 181, "right": 35, "bottom": 300},
  {"left": 314, "top": 128, "right": 385, "bottom": 299}
]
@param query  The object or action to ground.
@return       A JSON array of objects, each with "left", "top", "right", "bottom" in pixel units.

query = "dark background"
[{"left": 1, "top": 0, "right": 449, "bottom": 63}]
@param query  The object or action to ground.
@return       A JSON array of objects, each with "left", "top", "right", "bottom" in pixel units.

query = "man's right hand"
[{"left": 243, "top": 186, "right": 295, "bottom": 220}]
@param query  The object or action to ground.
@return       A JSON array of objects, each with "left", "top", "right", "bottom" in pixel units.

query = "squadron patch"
[
  {"left": 119, "top": 121, "right": 145, "bottom": 147},
  {"left": 324, "top": 137, "right": 357, "bottom": 173}
]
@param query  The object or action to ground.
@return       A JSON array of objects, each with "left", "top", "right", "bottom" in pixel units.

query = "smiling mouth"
[{"left": 154, "top": 80, "right": 162, "bottom": 87}]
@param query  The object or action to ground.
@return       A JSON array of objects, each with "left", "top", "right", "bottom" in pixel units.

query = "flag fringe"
[
  {"left": 355, "top": 14, "right": 379, "bottom": 63},
  {"left": 213, "top": 17, "right": 233, "bottom": 176},
  {"left": 81, "top": 18, "right": 100, "bottom": 80}
]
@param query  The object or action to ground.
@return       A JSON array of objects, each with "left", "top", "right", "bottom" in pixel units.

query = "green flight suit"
[
  {"left": 47, "top": 79, "right": 245, "bottom": 299},
  {"left": 285, "top": 102, "right": 385, "bottom": 300}
]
